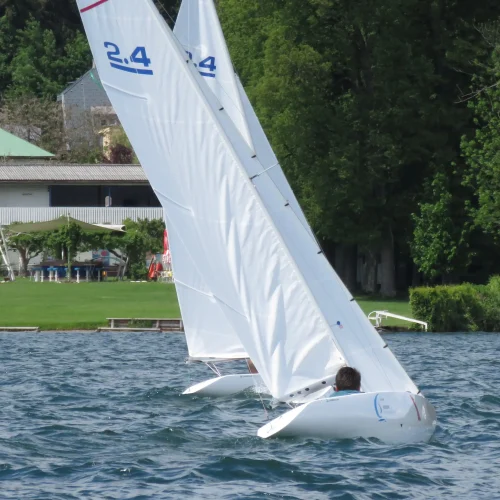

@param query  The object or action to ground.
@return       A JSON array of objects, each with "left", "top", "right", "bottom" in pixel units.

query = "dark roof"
[{"left": 0, "top": 163, "right": 149, "bottom": 184}]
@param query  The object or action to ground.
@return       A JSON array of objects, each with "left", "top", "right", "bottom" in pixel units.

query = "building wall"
[
  {"left": 61, "top": 71, "right": 111, "bottom": 116},
  {"left": 0, "top": 184, "right": 49, "bottom": 207}
]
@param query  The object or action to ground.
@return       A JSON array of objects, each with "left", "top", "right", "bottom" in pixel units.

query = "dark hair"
[{"left": 335, "top": 367, "right": 361, "bottom": 391}]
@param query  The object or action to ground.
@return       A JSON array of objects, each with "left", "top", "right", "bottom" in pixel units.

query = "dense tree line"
[
  {"left": 1, "top": 0, "right": 500, "bottom": 293},
  {"left": 219, "top": 0, "right": 500, "bottom": 294}
]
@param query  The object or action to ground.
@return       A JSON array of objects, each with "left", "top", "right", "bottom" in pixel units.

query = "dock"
[
  {"left": 0, "top": 327, "right": 40, "bottom": 332},
  {"left": 104, "top": 318, "right": 184, "bottom": 332}
]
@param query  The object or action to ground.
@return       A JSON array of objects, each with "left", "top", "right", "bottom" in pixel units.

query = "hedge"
[{"left": 410, "top": 276, "right": 500, "bottom": 332}]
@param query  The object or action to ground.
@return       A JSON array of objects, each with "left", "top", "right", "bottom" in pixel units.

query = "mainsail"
[
  {"left": 173, "top": 0, "right": 420, "bottom": 396},
  {"left": 77, "top": 0, "right": 418, "bottom": 401}
]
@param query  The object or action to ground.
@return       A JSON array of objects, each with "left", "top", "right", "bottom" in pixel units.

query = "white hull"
[
  {"left": 183, "top": 374, "right": 263, "bottom": 397},
  {"left": 258, "top": 392, "right": 437, "bottom": 443}
]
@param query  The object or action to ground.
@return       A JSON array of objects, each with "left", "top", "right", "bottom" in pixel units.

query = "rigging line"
[
  {"left": 206, "top": 362, "right": 221, "bottom": 377},
  {"left": 156, "top": 1, "right": 176, "bottom": 27}
]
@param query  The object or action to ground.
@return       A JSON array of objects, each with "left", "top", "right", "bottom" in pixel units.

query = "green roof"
[{"left": 0, "top": 128, "right": 54, "bottom": 158}]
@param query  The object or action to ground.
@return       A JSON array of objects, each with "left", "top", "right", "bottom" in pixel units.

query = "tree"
[
  {"left": 462, "top": 23, "right": 500, "bottom": 240},
  {"left": 0, "top": 15, "right": 91, "bottom": 98},
  {"left": 0, "top": 95, "right": 105, "bottom": 161},
  {"left": 0, "top": 94, "right": 65, "bottom": 155},
  {"left": 219, "top": 0, "right": 500, "bottom": 293},
  {"left": 44, "top": 222, "right": 92, "bottom": 280},
  {"left": 102, "top": 126, "right": 138, "bottom": 163},
  {"left": 411, "top": 171, "right": 472, "bottom": 281},
  {"left": 89, "top": 218, "right": 165, "bottom": 279},
  {"left": 6, "top": 230, "right": 48, "bottom": 277}
]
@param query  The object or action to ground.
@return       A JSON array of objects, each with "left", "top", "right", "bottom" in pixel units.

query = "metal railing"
[
  {"left": 0, "top": 207, "right": 163, "bottom": 225},
  {"left": 368, "top": 310, "right": 428, "bottom": 331}
]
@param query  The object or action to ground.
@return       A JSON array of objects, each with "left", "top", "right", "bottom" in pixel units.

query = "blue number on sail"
[
  {"left": 104, "top": 42, "right": 122, "bottom": 63},
  {"left": 130, "top": 47, "right": 152, "bottom": 68},
  {"left": 199, "top": 56, "right": 216, "bottom": 78},
  {"left": 104, "top": 42, "right": 153, "bottom": 75}
]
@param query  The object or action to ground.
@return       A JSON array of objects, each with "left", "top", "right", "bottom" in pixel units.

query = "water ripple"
[{"left": 0, "top": 332, "right": 499, "bottom": 498}]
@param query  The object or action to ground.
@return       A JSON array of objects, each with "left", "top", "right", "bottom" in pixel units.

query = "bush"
[
  {"left": 410, "top": 277, "right": 500, "bottom": 332},
  {"left": 128, "top": 263, "right": 148, "bottom": 281}
]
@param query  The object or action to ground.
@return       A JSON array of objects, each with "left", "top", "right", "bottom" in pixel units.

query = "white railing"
[
  {"left": 0, "top": 207, "right": 163, "bottom": 225},
  {"left": 368, "top": 310, "right": 428, "bottom": 331}
]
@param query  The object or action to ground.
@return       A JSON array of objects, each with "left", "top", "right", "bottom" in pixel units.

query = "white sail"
[
  {"left": 166, "top": 0, "right": 248, "bottom": 361},
  {"left": 164, "top": 210, "right": 247, "bottom": 359},
  {"left": 77, "top": 0, "right": 346, "bottom": 400},
  {"left": 173, "top": 0, "right": 419, "bottom": 395},
  {"left": 237, "top": 76, "right": 419, "bottom": 395},
  {"left": 174, "top": 0, "right": 253, "bottom": 149}
]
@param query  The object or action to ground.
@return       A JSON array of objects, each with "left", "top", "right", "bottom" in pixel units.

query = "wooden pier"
[
  {"left": 102, "top": 318, "right": 184, "bottom": 333},
  {"left": 0, "top": 327, "right": 40, "bottom": 332}
]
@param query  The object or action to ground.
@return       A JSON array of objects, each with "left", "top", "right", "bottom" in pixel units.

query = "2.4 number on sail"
[{"left": 104, "top": 42, "right": 153, "bottom": 75}]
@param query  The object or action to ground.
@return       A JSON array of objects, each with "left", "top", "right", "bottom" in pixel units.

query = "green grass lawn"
[
  {"left": 0, "top": 279, "right": 180, "bottom": 330},
  {"left": 356, "top": 296, "right": 413, "bottom": 327},
  {"left": 0, "top": 279, "right": 414, "bottom": 330}
]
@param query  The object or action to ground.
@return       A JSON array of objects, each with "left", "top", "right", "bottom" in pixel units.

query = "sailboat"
[
  {"left": 170, "top": 1, "right": 264, "bottom": 397},
  {"left": 77, "top": 0, "right": 436, "bottom": 442},
  {"left": 173, "top": 0, "right": 307, "bottom": 398}
]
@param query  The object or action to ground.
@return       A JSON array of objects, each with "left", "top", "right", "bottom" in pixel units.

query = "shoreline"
[{"left": 0, "top": 327, "right": 423, "bottom": 334}]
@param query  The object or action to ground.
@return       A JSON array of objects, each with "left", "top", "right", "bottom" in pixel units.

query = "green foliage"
[
  {"left": 4, "top": 17, "right": 91, "bottom": 98},
  {"left": 462, "top": 24, "right": 500, "bottom": 240},
  {"left": 7, "top": 219, "right": 165, "bottom": 281},
  {"left": 219, "top": 0, "right": 500, "bottom": 289},
  {"left": 7, "top": 229, "right": 48, "bottom": 276},
  {"left": 411, "top": 171, "right": 472, "bottom": 279},
  {"left": 128, "top": 262, "right": 148, "bottom": 281},
  {"left": 105, "top": 126, "right": 139, "bottom": 163},
  {"left": 90, "top": 218, "right": 165, "bottom": 279},
  {"left": 410, "top": 277, "right": 500, "bottom": 332}
]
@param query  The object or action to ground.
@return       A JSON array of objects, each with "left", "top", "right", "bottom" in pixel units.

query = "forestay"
[{"left": 174, "top": 0, "right": 420, "bottom": 395}]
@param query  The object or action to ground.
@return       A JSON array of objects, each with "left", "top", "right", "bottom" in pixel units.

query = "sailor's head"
[{"left": 334, "top": 366, "right": 361, "bottom": 392}]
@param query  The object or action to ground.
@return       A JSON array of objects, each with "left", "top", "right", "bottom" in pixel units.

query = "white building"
[{"left": 0, "top": 128, "right": 162, "bottom": 273}]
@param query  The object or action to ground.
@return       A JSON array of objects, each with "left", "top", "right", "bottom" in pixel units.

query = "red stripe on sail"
[{"left": 80, "top": 0, "right": 109, "bottom": 13}]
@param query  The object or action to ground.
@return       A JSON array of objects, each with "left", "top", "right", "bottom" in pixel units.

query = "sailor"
[{"left": 333, "top": 366, "right": 361, "bottom": 396}]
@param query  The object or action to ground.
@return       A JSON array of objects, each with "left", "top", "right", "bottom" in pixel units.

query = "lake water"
[{"left": 0, "top": 332, "right": 499, "bottom": 499}]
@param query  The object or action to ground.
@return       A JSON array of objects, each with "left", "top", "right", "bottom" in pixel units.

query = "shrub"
[
  {"left": 480, "top": 276, "right": 500, "bottom": 331},
  {"left": 128, "top": 263, "right": 148, "bottom": 281},
  {"left": 410, "top": 277, "right": 500, "bottom": 332}
]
